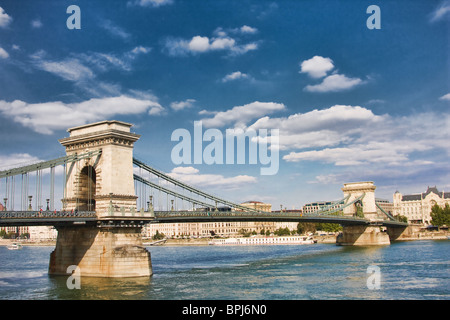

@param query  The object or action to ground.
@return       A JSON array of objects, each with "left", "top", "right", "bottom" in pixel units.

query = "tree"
[
  {"left": 355, "top": 205, "right": 364, "bottom": 218},
  {"left": 274, "top": 227, "right": 291, "bottom": 236},
  {"left": 152, "top": 230, "right": 165, "bottom": 240},
  {"left": 394, "top": 215, "right": 408, "bottom": 223},
  {"left": 430, "top": 203, "right": 450, "bottom": 227},
  {"left": 296, "top": 222, "right": 316, "bottom": 235},
  {"left": 297, "top": 223, "right": 305, "bottom": 235},
  {"left": 316, "top": 223, "right": 342, "bottom": 233},
  {"left": 238, "top": 229, "right": 251, "bottom": 237}
]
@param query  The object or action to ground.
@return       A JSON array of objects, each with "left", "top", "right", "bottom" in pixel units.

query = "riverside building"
[
  {"left": 393, "top": 186, "right": 450, "bottom": 225},
  {"left": 143, "top": 201, "right": 298, "bottom": 238}
]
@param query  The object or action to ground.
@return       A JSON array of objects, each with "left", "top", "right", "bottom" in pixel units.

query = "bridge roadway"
[{"left": 0, "top": 210, "right": 408, "bottom": 228}]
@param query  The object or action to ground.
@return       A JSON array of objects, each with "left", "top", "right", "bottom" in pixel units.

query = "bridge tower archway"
[{"left": 76, "top": 165, "right": 96, "bottom": 211}]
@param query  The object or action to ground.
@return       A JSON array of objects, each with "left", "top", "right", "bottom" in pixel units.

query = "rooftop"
[{"left": 401, "top": 186, "right": 450, "bottom": 201}]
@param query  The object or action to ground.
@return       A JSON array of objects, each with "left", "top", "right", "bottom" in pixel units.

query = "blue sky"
[{"left": 0, "top": 0, "right": 449, "bottom": 209}]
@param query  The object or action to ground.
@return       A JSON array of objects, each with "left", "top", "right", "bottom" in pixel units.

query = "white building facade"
[
  {"left": 393, "top": 186, "right": 450, "bottom": 225},
  {"left": 143, "top": 201, "right": 299, "bottom": 238}
]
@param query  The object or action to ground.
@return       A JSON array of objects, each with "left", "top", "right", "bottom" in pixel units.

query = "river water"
[{"left": 0, "top": 240, "right": 448, "bottom": 300}]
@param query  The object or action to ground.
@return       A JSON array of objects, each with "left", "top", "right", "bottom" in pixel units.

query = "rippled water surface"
[{"left": 0, "top": 240, "right": 448, "bottom": 299}]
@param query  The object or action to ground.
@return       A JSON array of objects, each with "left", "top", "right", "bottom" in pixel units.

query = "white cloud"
[
  {"left": 164, "top": 30, "right": 258, "bottom": 56},
  {"left": 0, "top": 47, "right": 9, "bottom": 59},
  {"left": 439, "top": 93, "right": 450, "bottom": 101},
  {"left": 31, "top": 47, "right": 151, "bottom": 78},
  {"left": 0, "top": 153, "right": 42, "bottom": 171},
  {"left": 304, "top": 74, "right": 363, "bottom": 93},
  {"left": 0, "top": 153, "right": 66, "bottom": 176},
  {"left": 366, "top": 99, "right": 386, "bottom": 105},
  {"left": 170, "top": 99, "right": 196, "bottom": 111},
  {"left": 240, "top": 25, "right": 258, "bottom": 34},
  {"left": 196, "top": 103, "right": 450, "bottom": 170},
  {"left": 131, "top": 46, "right": 151, "bottom": 54},
  {"left": 430, "top": 1, "right": 450, "bottom": 22},
  {"left": 128, "top": 0, "right": 173, "bottom": 7},
  {"left": 168, "top": 166, "right": 257, "bottom": 189},
  {"left": 300, "top": 56, "right": 334, "bottom": 78},
  {"left": 198, "top": 110, "right": 218, "bottom": 116},
  {"left": 210, "top": 37, "right": 236, "bottom": 50},
  {"left": 300, "top": 56, "right": 366, "bottom": 93},
  {"left": 0, "top": 95, "right": 163, "bottom": 135},
  {"left": 231, "top": 43, "right": 258, "bottom": 55},
  {"left": 200, "top": 101, "right": 286, "bottom": 128},
  {"left": 171, "top": 166, "right": 199, "bottom": 175},
  {"left": 308, "top": 162, "right": 448, "bottom": 188},
  {"left": 30, "top": 51, "right": 94, "bottom": 81},
  {"left": 245, "top": 104, "right": 450, "bottom": 168},
  {"left": 283, "top": 144, "right": 410, "bottom": 166},
  {"left": 99, "top": 19, "right": 131, "bottom": 40},
  {"left": 189, "top": 36, "right": 213, "bottom": 52},
  {"left": 29, "top": 48, "right": 151, "bottom": 97},
  {"left": 0, "top": 7, "right": 12, "bottom": 28},
  {"left": 221, "top": 71, "right": 249, "bottom": 82},
  {"left": 214, "top": 25, "right": 258, "bottom": 37},
  {"left": 250, "top": 105, "right": 383, "bottom": 150},
  {"left": 31, "top": 19, "right": 43, "bottom": 28}
]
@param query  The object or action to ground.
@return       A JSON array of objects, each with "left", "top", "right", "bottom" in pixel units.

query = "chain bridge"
[{"left": 0, "top": 120, "right": 408, "bottom": 277}]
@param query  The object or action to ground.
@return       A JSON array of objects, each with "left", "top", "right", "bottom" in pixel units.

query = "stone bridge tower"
[
  {"left": 49, "top": 120, "right": 152, "bottom": 278},
  {"left": 341, "top": 181, "right": 378, "bottom": 220},
  {"left": 58, "top": 120, "right": 140, "bottom": 217},
  {"left": 337, "top": 181, "right": 391, "bottom": 246}
]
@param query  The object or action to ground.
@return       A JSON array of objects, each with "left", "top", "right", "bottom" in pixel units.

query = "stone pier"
[
  {"left": 386, "top": 225, "right": 418, "bottom": 241},
  {"left": 49, "top": 225, "right": 152, "bottom": 277},
  {"left": 336, "top": 225, "right": 390, "bottom": 246}
]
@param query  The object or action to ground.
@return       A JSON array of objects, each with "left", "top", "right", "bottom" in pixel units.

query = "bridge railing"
[
  {"left": 154, "top": 210, "right": 301, "bottom": 218},
  {"left": 0, "top": 211, "right": 97, "bottom": 219},
  {"left": 153, "top": 210, "right": 372, "bottom": 220}
]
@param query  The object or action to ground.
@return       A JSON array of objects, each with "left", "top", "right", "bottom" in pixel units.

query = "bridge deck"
[
  {"left": 0, "top": 211, "right": 153, "bottom": 227},
  {"left": 0, "top": 210, "right": 407, "bottom": 228}
]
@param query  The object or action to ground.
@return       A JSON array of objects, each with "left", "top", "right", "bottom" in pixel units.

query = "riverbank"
[
  {"left": 164, "top": 238, "right": 211, "bottom": 246},
  {"left": 0, "top": 239, "right": 56, "bottom": 246},
  {"left": 394, "top": 232, "right": 449, "bottom": 241},
  {"left": 160, "top": 231, "right": 450, "bottom": 246},
  {"left": 1, "top": 231, "right": 447, "bottom": 247}
]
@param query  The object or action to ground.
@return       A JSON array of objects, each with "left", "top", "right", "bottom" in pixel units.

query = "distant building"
[
  {"left": 143, "top": 200, "right": 300, "bottom": 238},
  {"left": 375, "top": 198, "right": 394, "bottom": 217},
  {"left": 302, "top": 201, "right": 342, "bottom": 214},
  {"left": 0, "top": 203, "right": 3, "bottom": 211},
  {"left": 240, "top": 201, "right": 272, "bottom": 213},
  {"left": 240, "top": 201, "right": 277, "bottom": 235},
  {"left": 28, "top": 226, "right": 58, "bottom": 241},
  {"left": 393, "top": 186, "right": 450, "bottom": 225},
  {"left": 0, "top": 226, "right": 30, "bottom": 237}
]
